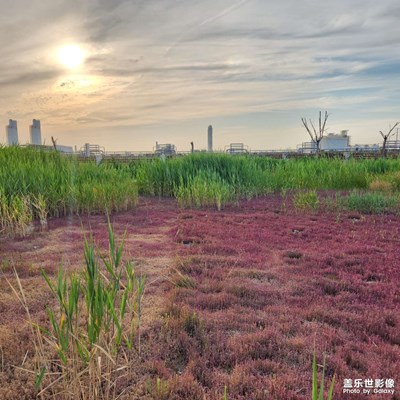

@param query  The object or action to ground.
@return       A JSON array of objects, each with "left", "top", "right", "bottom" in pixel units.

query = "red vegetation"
[
  {"left": 166, "top": 196, "right": 400, "bottom": 399},
  {"left": 1, "top": 196, "right": 399, "bottom": 399}
]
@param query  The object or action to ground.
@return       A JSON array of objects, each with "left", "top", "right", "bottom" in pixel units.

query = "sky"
[{"left": 1, "top": 0, "right": 400, "bottom": 152}]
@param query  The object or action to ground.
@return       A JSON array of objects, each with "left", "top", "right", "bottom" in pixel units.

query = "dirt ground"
[{"left": 0, "top": 196, "right": 399, "bottom": 399}]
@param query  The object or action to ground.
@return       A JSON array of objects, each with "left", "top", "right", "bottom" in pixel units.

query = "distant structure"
[
  {"left": 299, "top": 130, "right": 350, "bottom": 153},
  {"left": 321, "top": 131, "right": 350, "bottom": 151},
  {"left": 30, "top": 119, "right": 42, "bottom": 145},
  {"left": 55, "top": 144, "right": 73, "bottom": 153},
  {"left": 154, "top": 142, "right": 176, "bottom": 156},
  {"left": 81, "top": 143, "right": 105, "bottom": 157},
  {"left": 351, "top": 143, "right": 380, "bottom": 152},
  {"left": 225, "top": 143, "right": 248, "bottom": 154},
  {"left": 208, "top": 125, "right": 213, "bottom": 152},
  {"left": 6, "top": 119, "right": 18, "bottom": 145},
  {"left": 79, "top": 143, "right": 105, "bottom": 165}
]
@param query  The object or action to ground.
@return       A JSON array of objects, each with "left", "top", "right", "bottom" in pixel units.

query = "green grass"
[
  {"left": 0, "top": 146, "right": 137, "bottom": 236},
  {"left": 130, "top": 154, "right": 400, "bottom": 210},
  {"left": 340, "top": 191, "right": 400, "bottom": 214},
  {"left": 174, "top": 170, "right": 234, "bottom": 210},
  {"left": 7, "top": 220, "right": 145, "bottom": 399},
  {"left": 293, "top": 190, "right": 320, "bottom": 211},
  {"left": 2, "top": 148, "right": 400, "bottom": 236},
  {"left": 312, "top": 352, "right": 335, "bottom": 400}
]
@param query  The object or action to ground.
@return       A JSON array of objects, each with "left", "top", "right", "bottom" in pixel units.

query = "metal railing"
[{"left": 15, "top": 143, "right": 400, "bottom": 161}]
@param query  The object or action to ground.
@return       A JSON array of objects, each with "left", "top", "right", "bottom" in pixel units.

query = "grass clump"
[
  {"left": 174, "top": 170, "right": 234, "bottom": 210},
  {"left": 343, "top": 191, "right": 399, "bottom": 214},
  {"left": 171, "top": 268, "right": 197, "bottom": 289},
  {"left": 8, "top": 220, "right": 145, "bottom": 399},
  {"left": 312, "top": 352, "right": 335, "bottom": 400},
  {"left": 388, "top": 171, "right": 400, "bottom": 190},
  {"left": 293, "top": 190, "right": 319, "bottom": 211},
  {"left": 368, "top": 179, "right": 392, "bottom": 192},
  {"left": 146, "top": 377, "right": 171, "bottom": 400},
  {"left": 0, "top": 192, "right": 33, "bottom": 236}
]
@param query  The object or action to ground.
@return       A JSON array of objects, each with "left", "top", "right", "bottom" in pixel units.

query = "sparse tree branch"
[
  {"left": 301, "top": 111, "right": 329, "bottom": 155},
  {"left": 321, "top": 111, "right": 328, "bottom": 136},
  {"left": 309, "top": 120, "right": 318, "bottom": 138},
  {"left": 387, "top": 122, "right": 399, "bottom": 138},
  {"left": 379, "top": 122, "right": 399, "bottom": 158}
]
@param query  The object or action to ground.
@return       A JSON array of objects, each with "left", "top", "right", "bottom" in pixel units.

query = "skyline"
[{"left": 1, "top": 0, "right": 400, "bottom": 151}]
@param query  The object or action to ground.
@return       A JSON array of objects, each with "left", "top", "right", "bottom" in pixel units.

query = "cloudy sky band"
[{"left": 1, "top": 0, "right": 399, "bottom": 150}]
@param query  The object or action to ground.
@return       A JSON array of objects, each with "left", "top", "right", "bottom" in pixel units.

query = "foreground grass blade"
[{"left": 12, "top": 221, "right": 145, "bottom": 399}]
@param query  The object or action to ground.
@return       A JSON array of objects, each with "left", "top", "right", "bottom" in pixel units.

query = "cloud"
[
  {"left": 0, "top": 70, "right": 61, "bottom": 87},
  {"left": 1, "top": 0, "right": 399, "bottom": 150}
]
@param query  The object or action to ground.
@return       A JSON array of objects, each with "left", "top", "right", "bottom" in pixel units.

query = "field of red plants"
[{"left": 0, "top": 195, "right": 399, "bottom": 399}]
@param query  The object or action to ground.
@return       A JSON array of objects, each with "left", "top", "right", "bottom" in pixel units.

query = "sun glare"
[{"left": 58, "top": 45, "right": 85, "bottom": 69}]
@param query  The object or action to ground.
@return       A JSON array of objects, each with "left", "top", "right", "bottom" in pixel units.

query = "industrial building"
[
  {"left": 208, "top": 125, "right": 213, "bottom": 152},
  {"left": 154, "top": 142, "right": 176, "bottom": 156},
  {"left": 6, "top": 119, "right": 18, "bottom": 145},
  {"left": 80, "top": 143, "right": 105, "bottom": 157},
  {"left": 3, "top": 120, "right": 399, "bottom": 159},
  {"left": 297, "top": 130, "right": 388, "bottom": 155},
  {"left": 225, "top": 143, "right": 248, "bottom": 154},
  {"left": 3, "top": 119, "right": 75, "bottom": 152},
  {"left": 30, "top": 119, "right": 42, "bottom": 145},
  {"left": 299, "top": 130, "right": 350, "bottom": 153},
  {"left": 321, "top": 131, "right": 350, "bottom": 150}
]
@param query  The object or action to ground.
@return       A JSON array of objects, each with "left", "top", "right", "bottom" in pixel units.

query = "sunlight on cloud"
[{"left": 55, "top": 75, "right": 102, "bottom": 93}]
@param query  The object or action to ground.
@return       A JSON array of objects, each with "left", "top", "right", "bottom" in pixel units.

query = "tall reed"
[
  {"left": 129, "top": 154, "right": 400, "bottom": 209},
  {"left": 8, "top": 220, "right": 145, "bottom": 399},
  {"left": 0, "top": 147, "right": 138, "bottom": 236}
]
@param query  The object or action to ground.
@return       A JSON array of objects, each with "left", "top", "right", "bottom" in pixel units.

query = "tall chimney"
[{"left": 207, "top": 125, "right": 213, "bottom": 152}]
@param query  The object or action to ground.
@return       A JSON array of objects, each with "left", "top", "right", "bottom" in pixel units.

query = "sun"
[{"left": 58, "top": 45, "right": 85, "bottom": 69}]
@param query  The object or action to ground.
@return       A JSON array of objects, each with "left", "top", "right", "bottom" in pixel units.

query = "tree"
[
  {"left": 301, "top": 111, "right": 329, "bottom": 155},
  {"left": 379, "top": 122, "right": 399, "bottom": 158},
  {"left": 51, "top": 136, "right": 57, "bottom": 151}
]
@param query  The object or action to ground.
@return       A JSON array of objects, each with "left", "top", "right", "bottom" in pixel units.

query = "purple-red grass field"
[{"left": 0, "top": 196, "right": 399, "bottom": 399}]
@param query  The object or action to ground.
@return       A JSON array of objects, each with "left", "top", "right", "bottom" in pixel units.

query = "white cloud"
[{"left": 0, "top": 0, "right": 399, "bottom": 150}]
